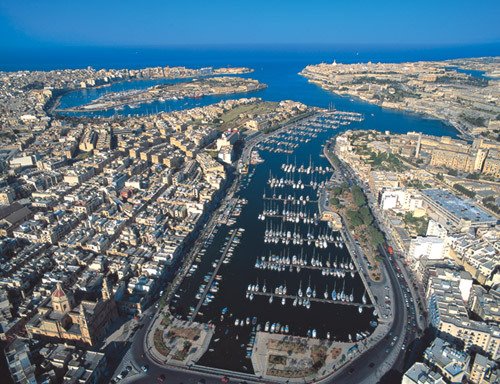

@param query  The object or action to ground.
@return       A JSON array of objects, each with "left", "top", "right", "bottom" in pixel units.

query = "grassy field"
[{"left": 218, "top": 101, "right": 278, "bottom": 131}]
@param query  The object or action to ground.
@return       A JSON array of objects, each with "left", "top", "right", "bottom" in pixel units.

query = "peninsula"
[
  {"left": 300, "top": 57, "right": 500, "bottom": 139},
  {"left": 61, "top": 77, "right": 267, "bottom": 112}
]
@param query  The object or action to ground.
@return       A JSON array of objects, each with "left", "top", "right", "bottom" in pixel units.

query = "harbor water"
[
  {"left": 0, "top": 45, "right": 477, "bottom": 375},
  {"left": 171, "top": 113, "right": 378, "bottom": 372}
]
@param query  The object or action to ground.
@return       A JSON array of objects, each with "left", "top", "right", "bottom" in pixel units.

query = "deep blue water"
[{"left": 1, "top": 44, "right": 499, "bottom": 137}]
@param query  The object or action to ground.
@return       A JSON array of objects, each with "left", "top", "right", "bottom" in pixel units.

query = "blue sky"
[{"left": 0, "top": 0, "right": 499, "bottom": 48}]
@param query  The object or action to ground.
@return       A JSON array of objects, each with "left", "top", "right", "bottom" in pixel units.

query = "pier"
[
  {"left": 249, "top": 291, "right": 373, "bottom": 309},
  {"left": 255, "top": 260, "right": 356, "bottom": 275},
  {"left": 263, "top": 196, "right": 319, "bottom": 203},
  {"left": 189, "top": 228, "right": 239, "bottom": 322}
]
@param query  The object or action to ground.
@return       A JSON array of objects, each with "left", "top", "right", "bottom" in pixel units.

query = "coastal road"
[
  {"left": 319, "top": 142, "right": 412, "bottom": 383},
  {"left": 115, "top": 219, "right": 411, "bottom": 384},
  {"left": 321, "top": 248, "right": 409, "bottom": 384}
]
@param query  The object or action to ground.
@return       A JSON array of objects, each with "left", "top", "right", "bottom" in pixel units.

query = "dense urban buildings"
[
  {"left": 334, "top": 128, "right": 499, "bottom": 383},
  {"left": 0, "top": 25, "right": 499, "bottom": 384},
  {"left": 0, "top": 63, "right": 315, "bottom": 383}
]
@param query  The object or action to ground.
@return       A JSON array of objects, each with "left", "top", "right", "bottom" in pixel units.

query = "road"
[
  {"left": 317, "top": 142, "right": 412, "bottom": 383},
  {"left": 323, "top": 252, "right": 408, "bottom": 384}
]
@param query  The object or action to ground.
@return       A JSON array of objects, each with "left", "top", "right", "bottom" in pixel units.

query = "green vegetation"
[
  {"left": 359, "top": 206, "right": 373, "bottom": 226},
  {"left": 406, "top": 179, "right": 431, "bottom": 189},
  {"left": 158, "top": 283, "right": 171, "bottom": 309},
  {"left": 332, "top": 186, "right": 344, "bottom": 196},
  {"left": 218, "top": 101, "right": 277, "bottom": 131},
  {"left": 453, "top": 183, "right": 476, "bottom": 198},
  {"left": 154, "top": 329, "right": 170, "bottom": 357},
  {"left": 351, "top": 185, "right": 367, "bottom": 207},
  {"left": 347, "top": 209, "right": 363, "bottom": 227},
  {"left": 367, "top": 225, "right": 385, "bottom": 247},
  {"left": 466, "top": 173, "right": 480, "bottom": 180},
  {"left": 161, "top": 315, "right": 171, "bottom": 328},
  {"left": 172, "top": 341, "right": 192, "bottom": 361},
  {"left": 403, "top": 212, "right": 429, "bottom": 236},
  {"left": 330, "top": 197, "right": 341, "bottom": 207},
  {"left": 459, "top": 113, "right": 487, "bottom": 127},
  {"left": 436, "top": 173, "right": 444, "bottom": 181},
  {"left": 346, "top": 186, "right": 385, "bottom": 247},
  {"left": 356, "top": 149, "right": 408, "bottom": 172}
]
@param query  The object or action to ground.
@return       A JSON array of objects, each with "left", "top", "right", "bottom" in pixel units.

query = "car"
[
  {"left": 158, "top": 374, "right": 166, "bottom": 382},
  {"left": 116, "top": 374, "right": 123, "bottom": 380},
  {"left": 141, "top": 365, "right": 149, "bottom": 372},
  {"left": 369, "top": 362, "right": 375, "bottom": 368},
  {"left": 348, "top": 368, "right": 355, "bottom": 374},
  {"left": 393, "top": 336, "right": 397, "bottom": 341},
  {"left": 125, "top": 365, "right": 132, "bottom": 372}
]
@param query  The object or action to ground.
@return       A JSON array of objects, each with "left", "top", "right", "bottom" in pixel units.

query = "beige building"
[
  {"left": 427, "top": 276, "right": 500, "bottom": 360},
  {"left": 469, "top": 353, "right": 499, "bottom": 384},
  {"left": 26, "top": 280, "right": 117, "bottom": 346}
]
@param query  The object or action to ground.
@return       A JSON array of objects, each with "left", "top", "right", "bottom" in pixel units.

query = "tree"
[
  {"left": 330, "top": 197, "right": 340, "bottom": 207},
  {"left": 351, "top": 186, "right": 366, "bottom": 207},
  {"left": 367, "top": 226, "right": 385, "bottom": 247},
  {"left": 347, "top": 210, "right": 363, "bottom": 227},
  {"left": 453, "top": 183, "right": 476, "bottom": 198},
  {"left": 359, "top": 206, "right": 373, "bottom": 226},
  {"left": 482, "top": 196, "right": 495, "bottom": 204},
  {"left": 332, "top": 186, "right": 343, "bottom": 196},
  {"left": 466, "top": 173, "right": 480, "bottom": 180}
]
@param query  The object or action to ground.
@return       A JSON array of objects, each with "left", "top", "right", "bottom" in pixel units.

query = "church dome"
[{"left": 52, "top": 283, "right": 66, "bottom": 298}]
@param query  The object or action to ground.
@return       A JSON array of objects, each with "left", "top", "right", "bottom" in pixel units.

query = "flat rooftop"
[{"left": 422, "top": 189, "right": 497, "bottom": 225}]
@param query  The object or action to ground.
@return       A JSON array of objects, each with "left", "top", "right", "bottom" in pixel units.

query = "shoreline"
[
  {"left": 45, "top": 68, "right": 255, "bottom": 116},
  {"left": 59, "top": 84, "right": 268, "bottom": 113},
  {"left": 301, "top": 75, "right": 470, "bottom": 140}
]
